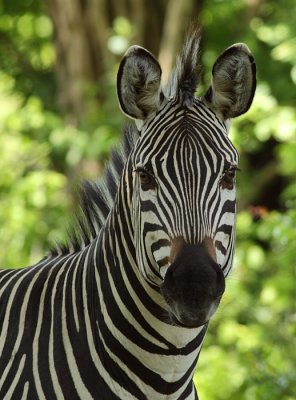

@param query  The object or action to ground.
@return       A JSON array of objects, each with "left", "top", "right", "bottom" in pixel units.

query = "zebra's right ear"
[
  {"left": 203, "top": 43, "right": 256, "bottom": 119},
  {"left": 117, "top": 46, "right": 162, "bottom": 121}
]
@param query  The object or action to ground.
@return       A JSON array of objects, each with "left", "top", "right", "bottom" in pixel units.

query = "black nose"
[{"left": 161, "top": 241, "right": 225, "bottom": 327}]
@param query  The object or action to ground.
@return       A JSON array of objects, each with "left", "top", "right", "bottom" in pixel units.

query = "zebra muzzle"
[{"left": 161, "top": 238, "right": 225, "bottom": 328}]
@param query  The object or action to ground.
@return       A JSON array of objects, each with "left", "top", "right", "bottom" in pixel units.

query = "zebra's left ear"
[
  {"left": 203, "top": 43, "right": 256, "bottom": 119},
  {"left": 117, "top": 46, "right": 162, "bottom": 121}
]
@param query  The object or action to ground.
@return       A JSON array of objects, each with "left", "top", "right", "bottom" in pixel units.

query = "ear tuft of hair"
[
  {"left": 117, "top": 46, "right": 162, "bottom": 120},
  {"left": 203, "top": 43, "right": 256, "bottom": 119},
  {"left": 164, "top": 28, "right": 202, "bottom": 106}
]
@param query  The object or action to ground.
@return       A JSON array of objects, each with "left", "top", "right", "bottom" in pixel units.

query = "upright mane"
[
  {"left": 51, "top": 126, "right": 138, "bottom": 256},
  {"left": 163, "top": 28, "right": 202, "bottom": 106}
]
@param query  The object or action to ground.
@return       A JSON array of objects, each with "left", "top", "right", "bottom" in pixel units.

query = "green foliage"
[
  {"left": 107, "top": 17, "right": 134, "bottom": 55},
  {"left": 0, "top": 71, "right": 68, "bottom": 266},
  {"left": 0, "top": 4, "right": 122, "bottom": 266}
]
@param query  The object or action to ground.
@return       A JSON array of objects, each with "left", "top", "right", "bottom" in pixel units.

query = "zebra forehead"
[{"left": 134, "top": 102, "right": 239, "bottom": 166}]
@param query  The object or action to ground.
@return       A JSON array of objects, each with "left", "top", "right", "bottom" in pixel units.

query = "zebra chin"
[
  {"left": 164, "top": 296, "right": 222, "bottom": 328},
  {"left": 160, "top": 239, "right": 226, "bottom": 328}
]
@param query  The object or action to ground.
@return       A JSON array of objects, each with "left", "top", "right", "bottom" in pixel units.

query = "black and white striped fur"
[{"left": 0, "top": 30, "right": 256, "bottom": 399}]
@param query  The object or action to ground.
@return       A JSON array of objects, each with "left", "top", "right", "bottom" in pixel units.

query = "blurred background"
[{"left": 0, "top": 0, "right": 295, "bottom": 398}]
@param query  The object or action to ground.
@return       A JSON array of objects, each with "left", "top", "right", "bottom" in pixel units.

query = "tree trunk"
[
  {"left": 47, "top": 0, "right": 111, "bottom": 122},
  {"left": 158, "top": 0, "right": 201, "bottom": 83},
  {"left": 46, "top": 0, "right": 203, "bottom": 120}
]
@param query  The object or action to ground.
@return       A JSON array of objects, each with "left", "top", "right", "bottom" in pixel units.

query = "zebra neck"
[{"left": 91, "top": 207, "right": 207, "bottom": 398}]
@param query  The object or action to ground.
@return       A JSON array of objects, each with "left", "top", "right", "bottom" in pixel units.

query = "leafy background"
[{"left": 0, "top": 0, "right": 295, "bottom": 398}]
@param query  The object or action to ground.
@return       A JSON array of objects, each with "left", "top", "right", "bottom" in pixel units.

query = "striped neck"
[{"left": 91, "top": 168, "right": 208, "bottom": 399}]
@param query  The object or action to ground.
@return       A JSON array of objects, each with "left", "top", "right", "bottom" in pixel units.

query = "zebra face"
[
  {"left": 129, "top": 100, "right": 238, "bottom": 327},
  {"left": 117, "top": 34, "right": 256, "bottom": 327}
]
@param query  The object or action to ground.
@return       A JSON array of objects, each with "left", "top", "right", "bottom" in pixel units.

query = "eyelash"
[
  {"left": 134, "top": 167, "right": 157, "bottom": 190},
  {"left": 220, "top": 165, "right": 239, "bottom": 189}
]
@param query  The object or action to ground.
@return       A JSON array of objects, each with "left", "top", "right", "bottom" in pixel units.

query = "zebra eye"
[
  {"left": 136, "top": 168, "right": 157, "bottom": 190},
  {"left": 221, "top": 166, "right": 239, "bottom": 190}
]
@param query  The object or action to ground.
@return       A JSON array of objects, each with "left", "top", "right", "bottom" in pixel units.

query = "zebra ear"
[
  {"left": 117, "top": 46, "right": 162, "bottom": 121},
  {"left": 204, "top": 43, "right": 256, "bottom": 119}
]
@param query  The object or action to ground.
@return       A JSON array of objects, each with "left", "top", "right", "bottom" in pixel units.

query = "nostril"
[{"left": 215, "top": 268, "right": 225, "bottom": 297}]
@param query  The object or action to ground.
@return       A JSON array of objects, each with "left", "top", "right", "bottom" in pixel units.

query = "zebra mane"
[
  {"left": 164, "top": 28, "right": 202, "bottom": 106},
  {"left": 51, "top": 125, "right": 138, "bottom": 256}
]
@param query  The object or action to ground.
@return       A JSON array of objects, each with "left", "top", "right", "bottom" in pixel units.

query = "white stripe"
[
  {"left": 70, "top": 253, "right": 83, "bottom": 332},
  {"left": 32, "top": 261, "right": 60, "bottom": 400},
  {"left": 21, "top": 382, "right": 29, "bottom": 400},
  {"left": 3, "top": 354, "right": 26, "bottom": 400},
  {"left": 0, "top": 261, "right": 48, "bottom": 354},
  {"left": 49, "top": 261, "right": 68, "bottom": 400},
  {"left": 0, "top": 269, "right": 42, "bottom": 389},
  {"left": 61, "top": 256, "right": 94, "bottom": 400}
]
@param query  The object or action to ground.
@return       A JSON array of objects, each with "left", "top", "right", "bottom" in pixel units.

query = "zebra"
[{"left": 0, "top": 29, "right": 256, "bottom": 399}]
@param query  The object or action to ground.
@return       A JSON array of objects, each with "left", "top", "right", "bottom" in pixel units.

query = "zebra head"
[{"left": 117, "top": 31, "right": 256, "bottom": 328}]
